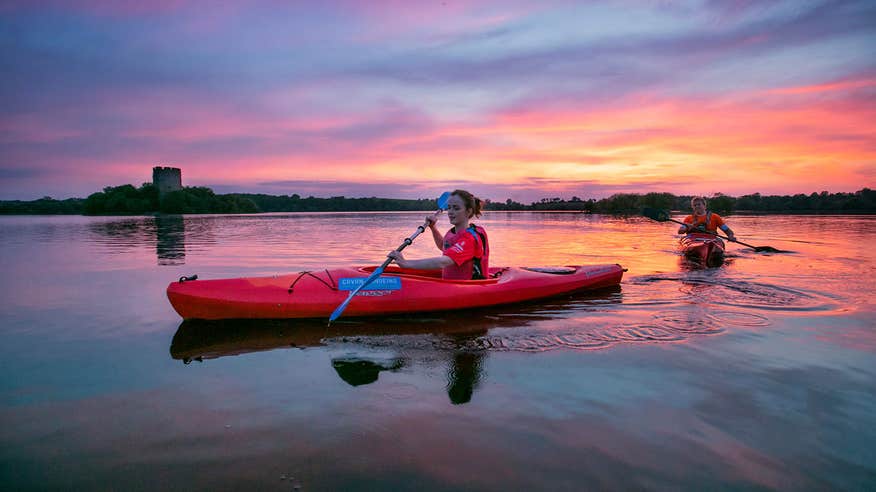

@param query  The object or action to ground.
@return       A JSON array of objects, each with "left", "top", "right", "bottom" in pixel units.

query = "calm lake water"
[{"left": 1, "top": 212, "right": 874, "bottom": 490}]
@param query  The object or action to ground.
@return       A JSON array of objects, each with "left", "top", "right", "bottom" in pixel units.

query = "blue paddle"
[{"left": 329, "top": 192, "right": 451, "bottom": 324}]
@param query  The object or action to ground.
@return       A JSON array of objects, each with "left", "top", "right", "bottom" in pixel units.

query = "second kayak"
[
  {"left": 679, "top": 233, "right": 725, "bottom": 267},
  {"left": 167, "top": 264, "right": 624, "bottom": 320}
]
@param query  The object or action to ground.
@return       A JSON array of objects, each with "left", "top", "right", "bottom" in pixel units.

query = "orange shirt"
[{"left": 683, "top": 212, "right": 725, "bottom": 232}]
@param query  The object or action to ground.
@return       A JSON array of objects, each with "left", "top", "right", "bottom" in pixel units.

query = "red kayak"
[
  {"left": 167, "top": 264, "right": 624, "bottom": 320},
  {"left": 679, "top": 233, "right": 725, "bottom": 266}
]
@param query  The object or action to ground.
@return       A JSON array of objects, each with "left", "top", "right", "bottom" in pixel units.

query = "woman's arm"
[
  {"left": 426, "top": 215, "right": 443, "bottom": 250},
  {"left": 388, "top": 251, "right": 454, "bottom": 270},
  {"left": 430, "top": 224, "right": 443, "bottom": 250},
  {"left": 678, "top": 216, "right": 693, "bottom": 234}
]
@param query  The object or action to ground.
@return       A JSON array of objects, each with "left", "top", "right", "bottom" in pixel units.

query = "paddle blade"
[
  {"left": 328, "top": 265, "right": 386, "bottom": 323},
  {"left": 436, "top": 191, "right": 451, "bottom": 210},
  {"left": 727, "top": 238, "right": 788, "bottom": 253},
  {"left": 642, "top": 207, "right": 671, "bottom": 222},
  {"left": 328, "top": 294, "right": 354, "bottom": 323},
  {"left": 753, "top": 246, "right": 786, "bottom": 253}
]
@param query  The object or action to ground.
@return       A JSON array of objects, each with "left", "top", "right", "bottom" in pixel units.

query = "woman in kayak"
[
  {"left": 388, "top": 189, "right": 490, "bottom": 280},
  {"left": 678, "top": 196, "right": 736, "bottom": 241}
]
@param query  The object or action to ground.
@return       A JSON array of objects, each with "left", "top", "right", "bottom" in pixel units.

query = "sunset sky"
[{"left": 1, "top": 0, "right": 874, "bottom": 202}]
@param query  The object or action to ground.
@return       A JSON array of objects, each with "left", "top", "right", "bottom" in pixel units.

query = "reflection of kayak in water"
[
  {"left": 169, "top": 286, "right": 623, "bottom": 363},
  {"left": 169, "top": 317, "right": 489, "bottom": 362},
  {"left": 678, "top": 233, "right": 725, "bottom": 267},
  {"left": 167, "top": 264, "right": 624, "bottom": 320}
]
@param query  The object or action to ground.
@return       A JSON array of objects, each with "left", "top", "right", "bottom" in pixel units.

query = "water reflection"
[
  {"left": 155, "top": 215, "right": 185, "bottom": 265},
  {"left": 171, "top": 317, "right": 490, "bottom": 403},
  {"left": 170, "top": 287, "right": 625, "bottom": 358},
  {"left": 446, "top": 350, "right": 485, "bottom": 405},
  {"left": 168, "top": 288, "right": 631, "bottom": 403},
  {"left": 87, "top": 218, "right": 146, "bottom": 252},
  {"left": 679, "top": 254, "right": 732, "bottom": 271},
  {"left": 331, "top": 338, "right": 485, "bottom": 404},
  {"left": 86, "top": 215, "right": 189, "bottom": 265},
  {"left": 331, "top": 357, "right": 405, "bottom": 386},
  {"left": 170, "top": 317, "right": 486, "bottom": 362}
]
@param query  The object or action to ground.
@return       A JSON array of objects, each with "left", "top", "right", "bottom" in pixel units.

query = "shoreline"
[{"left": 2, "top": 209, "right": 876, "bottom": 217}]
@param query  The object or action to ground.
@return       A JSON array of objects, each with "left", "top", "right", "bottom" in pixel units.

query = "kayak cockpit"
[{"left": 359, "top": 265, "right": 502, "bottom": 284}]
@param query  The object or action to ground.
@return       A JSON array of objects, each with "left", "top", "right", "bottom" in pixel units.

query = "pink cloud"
[{"left": 766, "top": 75, "right": 876, "bottom": 96}]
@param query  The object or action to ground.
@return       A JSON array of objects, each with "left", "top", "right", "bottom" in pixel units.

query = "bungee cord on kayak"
[{"left": 287, "top": 270, "right": 338, "bottom": 294}]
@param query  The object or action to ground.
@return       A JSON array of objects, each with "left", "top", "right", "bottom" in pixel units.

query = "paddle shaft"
[
  {"left": 641, "top": 207, "right": 783, "bottom": 253},
  {"left": 362, "top": 220, "right": 434, "bottom": 288},
  {"left": 663, "top": 216, "right": 765, "bottom": 249},
  {"left": 329, "top": 212, "right": 443, "bottom": 323}
]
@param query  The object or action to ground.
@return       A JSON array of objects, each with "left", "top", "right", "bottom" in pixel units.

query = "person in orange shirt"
[
  {"left": 678, "top": 196, "right": 736, "bottom": 241},
  {"left": 388, "top": 189, "right": 490, "bottom": 280}
]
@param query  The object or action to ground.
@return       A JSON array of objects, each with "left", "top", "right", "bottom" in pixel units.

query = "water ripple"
[
  {"left": 651, "top": 310, "right": 725, "bottom": 334},
  {"left": 707, "top": 310, "right": 771, "bottom": 327},
  {"left": 630, "top": 274, "right": 839, "bottom": 312},
  {"left": 322, "top": 296, "right": 782, "bottom": 353},
  {"left": 329, "top": 319, "right": 719, "bottom": 354}
]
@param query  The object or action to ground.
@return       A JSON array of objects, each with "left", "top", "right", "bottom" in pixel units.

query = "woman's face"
[
  {"left": 692, "top": 200, "right": 707, "bottom": 215},
  {"left": 445, "top": 195, "right": 470, "bottom": 227}
]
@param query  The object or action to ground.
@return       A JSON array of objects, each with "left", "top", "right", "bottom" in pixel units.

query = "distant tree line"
[
  {"left": 0, "top": 196, "right": 84, "bottom": 214},
  {"left": 486, "top": 189, "right": 875, "bottom": 214},
  {"left": 159, "top": 187, "right": 258, "bottom": 214},
  {"left": 1, "top": 185, "right": 873, "bottom": 215},
  {"left": 234, "top": 193, "right": 440, "bottom": 212},
  {"left": 75, "top": 183, "right": 259, "bottom": 214},
  {"left": 83, "top": 183, "right": 159, "bottom": 215}
]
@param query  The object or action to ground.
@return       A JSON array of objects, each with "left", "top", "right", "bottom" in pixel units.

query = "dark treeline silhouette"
[
  {"left": 0, "top": 196, "right": 84, "bottom": 214},
  {"left": 83, "top": 183, "right": 159, "bottom": 215},
  {"left": 2, "top": 186, "right": 873, "bottom": 215},
  {"left": 235, "top": 193, "right": 440, "bottom": 212},
  {"left": 78, "top": 183, "right": 259, "bottom": 215},
  {"left": 487, "top": 189, "right": 875, "bottom": 214}
]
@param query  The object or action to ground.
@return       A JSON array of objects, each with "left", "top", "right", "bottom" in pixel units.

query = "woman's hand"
[
  {"left": 387, "top": 251, "right": 408, "bottom": 268},
  {"left": 425, "top": 213, "right": 440, "bottom": 229}
]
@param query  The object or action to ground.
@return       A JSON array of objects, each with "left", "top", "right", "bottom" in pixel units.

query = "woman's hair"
[
  {"left": 452, "top": 189, "right": 484, "bottom": 218},
  {"left": 690, "top": 196, "right": 707, "bottom": 207}
]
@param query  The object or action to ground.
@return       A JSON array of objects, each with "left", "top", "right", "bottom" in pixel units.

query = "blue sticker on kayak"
[{"left": 338, "top": 276, "right": 402, "bottom": 291}]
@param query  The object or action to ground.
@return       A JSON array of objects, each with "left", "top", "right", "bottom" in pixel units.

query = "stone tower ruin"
[{"left": 153, "top": 166, "right": 182, "bottom": 196}]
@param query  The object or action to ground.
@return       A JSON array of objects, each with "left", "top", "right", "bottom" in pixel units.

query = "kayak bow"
[{"left": 679, "top": 233, "right": 725, "bottom": 267}]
